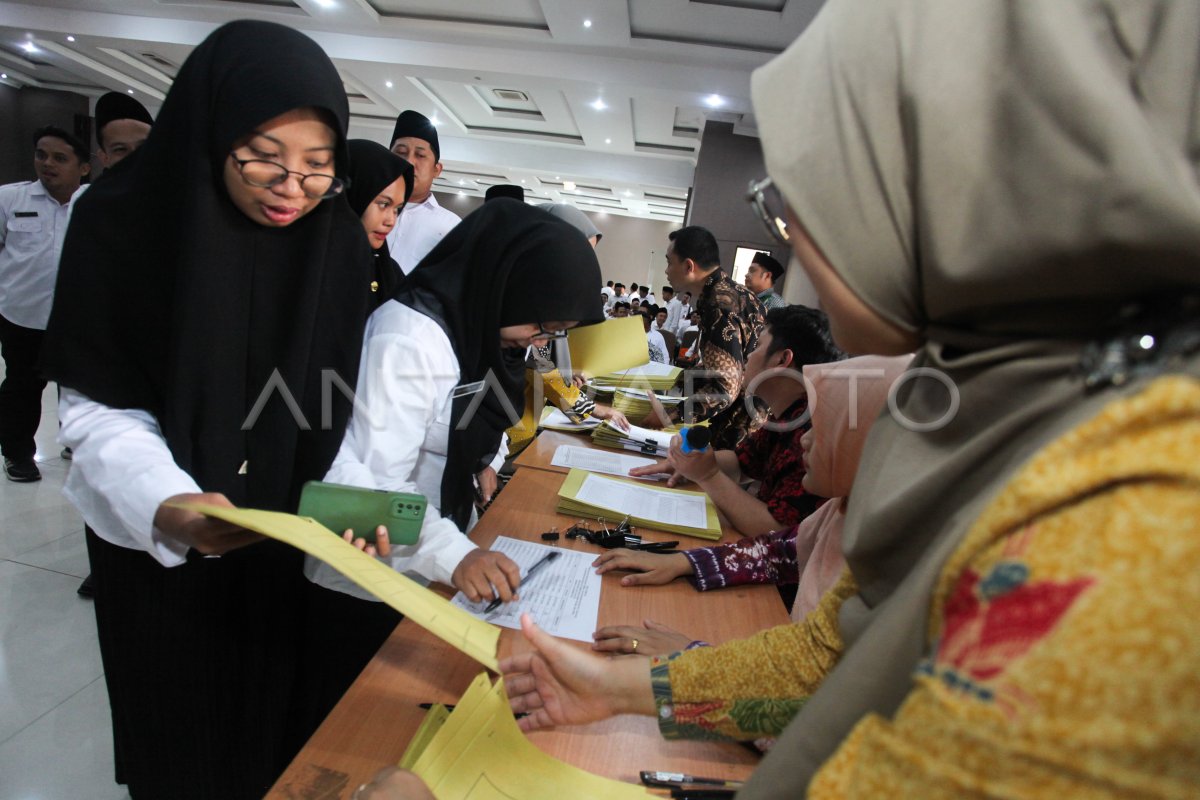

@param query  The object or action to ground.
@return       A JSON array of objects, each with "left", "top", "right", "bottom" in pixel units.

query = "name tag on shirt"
[
  {"left": 451, "top": 380, "right": 486, "bottom": 399},
  {"left": 13, "top": 211, "right": 38, "bottom": 218}
]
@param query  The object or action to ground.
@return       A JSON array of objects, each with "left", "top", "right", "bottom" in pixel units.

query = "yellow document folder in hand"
[
  {"left": 174, "top": 503, "right": 500, "bottom": 671},
  {"left": 567, "top": 316, "right": 648, "bottom": 378},
  {"left": 410, "top": 672, "right": 648, "bottom": 798}
]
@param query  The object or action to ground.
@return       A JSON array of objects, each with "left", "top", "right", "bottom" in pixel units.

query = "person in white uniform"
[
  {"left": 384, "top": 110, "right": 461, "bottom": 273},
  {"left": 0, "top": 125, "right": 90, "bottom": 482}
]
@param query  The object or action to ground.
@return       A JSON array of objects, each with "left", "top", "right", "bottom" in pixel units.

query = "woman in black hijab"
[
  {"left": 345, "top": 139, "right": 414, "bottom": 310},
  {"left": 306, "top": 199, "right": 605, "bottom": 611},
  {"left": 42, "top": 21, "right": 372, "bottom": 800}
]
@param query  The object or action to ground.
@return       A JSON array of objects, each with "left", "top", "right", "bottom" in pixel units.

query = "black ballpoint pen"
[{"left": 483, "top": 550, "right": 560, "bottom": 613}]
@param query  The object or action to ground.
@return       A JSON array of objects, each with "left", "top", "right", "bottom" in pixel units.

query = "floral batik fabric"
[{"left": 810, "top": 376, "right": 1200, "bottom": 798}]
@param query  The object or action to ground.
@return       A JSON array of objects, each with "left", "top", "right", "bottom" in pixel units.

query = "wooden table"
[
  {"left": 511, "top": 428, "right": 600, "bottom": 474},
  {"left": 269, "top": 468, "right": 787, "bottom": 799}
]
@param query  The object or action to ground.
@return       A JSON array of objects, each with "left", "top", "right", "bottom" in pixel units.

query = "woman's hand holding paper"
[{"left": 155, "top": 492, "right": 263, "bottom": 555}]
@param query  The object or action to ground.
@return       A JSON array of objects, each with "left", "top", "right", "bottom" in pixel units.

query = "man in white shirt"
[
  {"left": 676, "top": 291, "right": 694, "bottom": 336},
  {"left": 639, "top": 286, "right": 656, "bottom": 306},
  {"left": 385, "top": 110, "right": 461, "bottom": 274},
  {"left": 641, "top": 310, "right": 669, "bottom": 364},
  {"left": 661, "top": 285, "right": 683, "bottom": 335},
  {"left": 0, "top": 126, "right": 90, "bottom": 482},
  {"left": 601, "top": 280, "right": 615, "bottom": 305}
]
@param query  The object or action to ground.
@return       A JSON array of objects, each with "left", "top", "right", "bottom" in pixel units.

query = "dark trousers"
[{"left": 0, "top": 312, "right": 47, "bottom": 462}]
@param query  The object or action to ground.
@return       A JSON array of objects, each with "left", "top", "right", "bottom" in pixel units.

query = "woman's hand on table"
[
  {"left": 592, "top": 619, "right": 694, "bottom": 657},
  {"left": 453, "top": 549, "right": 522, "bottom": 602},
  {"left": 501, "top": 613, "right": 655, "bottom": 732},
  {"left": 342, "top": 525, "right": 391, "bottom": 558},
  {"left": 593, "top": 548, "right": 693, "bottom": 586},
  {"left": 628, "top": 458, "right": 678, "bottom": 483},
  {"left": 153, "top": 492, "right": 262, "bottom": 555},
  {"left": 351, "top": 767, "right": 435, "bottom": 799},
  {"left": 591, "top": 404, "right": 630, "bottom": 431}
]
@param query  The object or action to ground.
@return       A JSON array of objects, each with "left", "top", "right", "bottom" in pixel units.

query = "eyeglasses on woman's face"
[
  {"left": 746, "top": 176, "right": 789, "bottom": 246},
  {"left": 229, "top": 154, "right": 346, "bottom": 200}
]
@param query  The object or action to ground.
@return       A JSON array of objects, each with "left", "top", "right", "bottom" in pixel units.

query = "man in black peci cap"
[
  {"left": 385, "top": 109, "right": 461, "bottom": 274},
  {"left": 93, "top": 91, "right": 154, "bottom": 172}
]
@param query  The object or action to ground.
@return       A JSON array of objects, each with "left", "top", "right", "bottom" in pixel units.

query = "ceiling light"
[
  {"left": 590, "top": 98, "right": 607, "bottom": 111},
  {"left": 313, "top": 0, "right": 337, "bottom": 7},
  {"left": 385, "top": 80, "right": 393, "bottom": 89},
  {"left": 127, "top": 89, "right": 135, "bottom": 94},
  {"left": 555, "top": 176, "right": 560, "bottom": 180},
  {"left": 583, "top": 19, "right": 592, "bottom": 28},
  {"left": 520, "top": 179, "right": 526, "bottom": 184},
  {"left": 704, "top": 94, "right": 725, "bottom": 108},
  {"left": 430, "top": 115, "right": 442, "bottom": 126},
  {"left": 458, "top": 179, "right": 464, "bottom": 185},
  {"left": 563, "top": 180, "right": 576, "bottom": 191},
  {"left": 66, "top": 36, "right": 75, "bottom": 42},
  {"left": 1, "top": 73, "right": 7, "bottom": 80},
  {"left": 605, "top": 138, "right": 611, "bottom": 144},
  {"left": 458, "top": 190, "right": 465, "bottom": 196},
  {"left": 21, "top": 41, "right": 36, "bottom": 54},
  {"left": 624, "top": 190, "right": 632, "bottom": 197}
]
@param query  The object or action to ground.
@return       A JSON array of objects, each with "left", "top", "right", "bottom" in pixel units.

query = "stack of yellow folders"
[
  {"left": 402, "top": 673, "right": 648, "bottom": 798},
  {"left": 592, "top": 361, "right": 682, "bottom": 392},
  {"left": 556, "top": 468, "right": 722, "bottom": 540},
  {"left": 590, "top": 420, "right": 678, "bottom": 458},
  {"left": 610, "top": 388, "right": 684, "bottom": 421}
]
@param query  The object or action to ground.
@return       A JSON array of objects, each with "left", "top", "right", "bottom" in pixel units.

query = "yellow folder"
[
  {"left": 410, "top": 672, "right": 648, "bottom": 798},
  {"left": 556, "top": 468, "right": 722, "bottom": 541},
  {"left": 173, "top": 503, "right": 501, "bottom": 671},
  {"left": 567, "top": 316, "right": 648, "bottom": 378}
]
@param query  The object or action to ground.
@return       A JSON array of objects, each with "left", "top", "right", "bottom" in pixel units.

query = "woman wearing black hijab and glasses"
[
  {"left": 344, "top": 139, "right": 414, "bottom": 312},
  {"left": 41, "top": 21, "right": 373, "bottom": 800},
  {"left": 305, "top": 198, "right": 605, "bottom": 617}
]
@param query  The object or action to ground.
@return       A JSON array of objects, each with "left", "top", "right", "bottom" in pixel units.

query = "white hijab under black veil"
[
  {"left": 43, "top": 20, "right": 373, "bottom": 513},
  {"left": 395, "top": 199, "right": 605, "bottom": 530},
  {"left": 743, "top": 2, "right": 1200, "bottom": 795}
]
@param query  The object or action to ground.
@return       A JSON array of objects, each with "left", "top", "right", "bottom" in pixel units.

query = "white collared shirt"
[
  {"left": 385, "top": 193, "right": 461, "bottom": 274},
  {"left": 307, "top": 300, "right": 508, "bottom": 599},
  {"left": 0, "top": 180, "right": 74, "bottom": 328},
  {"left": 664, "top": 297, "right": 684, "bottom": 336}
]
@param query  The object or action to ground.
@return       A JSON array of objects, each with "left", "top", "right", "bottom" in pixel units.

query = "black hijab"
[
  {"left": 42, "top": 20, "right": 374, "bottom": 513},
  {"left": 395, "top": 199, "right": 605, "bottom": 529},
  {"left": 345, "top": 139, "right": 413, "bottom": 310}
]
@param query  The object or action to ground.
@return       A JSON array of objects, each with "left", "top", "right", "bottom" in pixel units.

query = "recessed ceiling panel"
[{"left": 369, "top": 0, "right": 548, "bottom": 30}]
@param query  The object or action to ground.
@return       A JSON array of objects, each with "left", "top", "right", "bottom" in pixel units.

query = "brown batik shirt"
[{"left": 673, "top": 268, "right": 766, "bottom": 449}]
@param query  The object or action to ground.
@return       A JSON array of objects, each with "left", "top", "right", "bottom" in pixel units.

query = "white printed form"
[
  {"left": 451, "top": 536, "right": 602, "bottom": 642},
  {"left": 550, "top": 445, "right": 663, "bottom": 480},
  {"left": 574, "top": 472, "right": 708, "bottom": 530}
]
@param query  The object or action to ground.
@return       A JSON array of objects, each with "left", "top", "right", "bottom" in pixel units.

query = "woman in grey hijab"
[{"left": 495, "top": 0, "right": 1200, "bottom": 796}]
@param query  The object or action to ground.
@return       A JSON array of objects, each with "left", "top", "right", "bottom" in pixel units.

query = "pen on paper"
[{"left": 484, "top": 550, "right": 560, "bottom": 614}]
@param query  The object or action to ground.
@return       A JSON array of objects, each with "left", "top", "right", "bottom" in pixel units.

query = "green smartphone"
[{"left": 297, "top": 481, "right": 426, "bottom": 546}]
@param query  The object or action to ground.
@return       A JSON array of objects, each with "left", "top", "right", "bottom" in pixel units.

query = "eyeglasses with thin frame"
[
  {"left": 229, "top": 153, "right": 346, "bottom": 199},
  {"left": 746, "top": 176, "right": 789, "bottom": 246},
  {"left": 532, "top": 324, "right": 569, "bottom": 342}
]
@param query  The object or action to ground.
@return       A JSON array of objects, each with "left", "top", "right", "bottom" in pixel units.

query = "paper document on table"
[
  {"left": 576, "top": 473, "right": 708, "bottom": 529},
  {"left": 451, "top": 537, "right": 601, "bottom": 642},
  {"left": 539, "top": 406, "right": 601, "bottom": 431},
  {"left": 412, "top": 672, "right": 648, "bottom": 798},
  {"left": 174, "top": 503, "right": 500, "bottom": 671},
  {"left": 550, "top": 445, "right": 663, "bottom": 480}
]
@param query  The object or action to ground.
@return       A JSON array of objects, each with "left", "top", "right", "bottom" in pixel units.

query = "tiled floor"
[{"left": 0, "top": 380, "right": 130, "bottom": 800}]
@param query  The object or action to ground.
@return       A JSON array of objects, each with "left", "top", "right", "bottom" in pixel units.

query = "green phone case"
[{"left": 297, "top": 481, "right": 426, "bottom": 545}]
